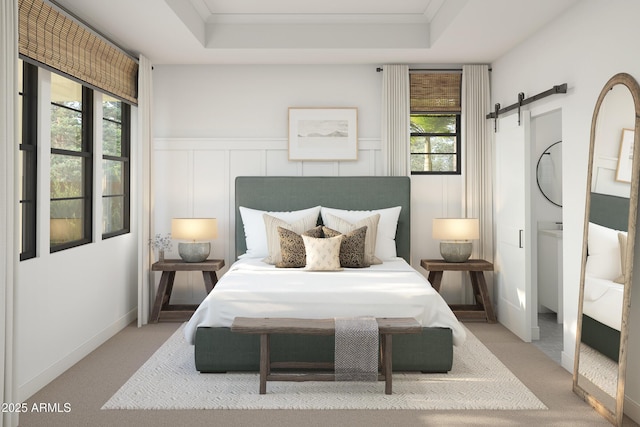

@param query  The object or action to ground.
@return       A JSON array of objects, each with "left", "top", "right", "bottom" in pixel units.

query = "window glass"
[
  {"left": 102, "top": 95, "right": 122, "bottom": 156},
  {"left": 410, "top": 114, "right": 460, "bottom": 174},
  {"left": 101, "top": 94, "right": 129, "bottom": 238},
  {"left": 102, "top": 159, "right": 123, "bottom": 195},
  {"left": 50, "top": 73, "right": 83, "bottom": 151},
  {"left": 50, "top": 72, "right": 91, "bottom": 250}
]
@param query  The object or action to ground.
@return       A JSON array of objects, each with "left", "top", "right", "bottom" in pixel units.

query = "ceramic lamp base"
[
  {"left": 178, "top": 242, "right": 210, "bottom": 262},
  {"left": 440, "top": 241, "right": 472, "bottom": 263}
]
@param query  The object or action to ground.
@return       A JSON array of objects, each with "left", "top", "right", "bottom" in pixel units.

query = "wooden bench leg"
[
  {"left": 259, "top": 333, "right": 269, "bottom": 394},
  {"left": 383, "top": 334, "right": 393, "bottom": 395}
]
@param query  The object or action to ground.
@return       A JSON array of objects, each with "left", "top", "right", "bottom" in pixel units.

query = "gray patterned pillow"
[
  {"left": 322, "top": 226, "right": 369, "bottom": 268},
  {"left": 276, "top": 226, "right": 323, "bottom": 268}
]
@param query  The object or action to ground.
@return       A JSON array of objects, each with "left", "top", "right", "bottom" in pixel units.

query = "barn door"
[{"left": 494, "top": 111, "right": 533, "bottom": 341}]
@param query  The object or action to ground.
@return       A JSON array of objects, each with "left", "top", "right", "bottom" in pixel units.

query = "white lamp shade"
[
  {"left": 432, "top": 218, "right": 479, "bottom": 241},
  {"left": 171, "top": 218, "right": 218, "bottom": 241}
]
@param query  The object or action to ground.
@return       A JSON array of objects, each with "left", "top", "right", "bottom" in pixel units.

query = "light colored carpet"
[{"left": 102, "top": 324, "right": 546, "bottom": 411}]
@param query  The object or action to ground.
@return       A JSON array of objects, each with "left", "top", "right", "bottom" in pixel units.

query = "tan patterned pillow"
[
  {"left": 324, "top": 213, "right": 381, "bottom": 265},
  {"left": 276, "top": 226, "right": 323, "bottom": 268},
  {"left": 263, "top": 213, "right": 318, "bottom": 265},
  {"left": 302, "top": 234, "right": 343, "bottom": 271},
  {"left": 615, "top": 231, "right": 628, "bottom": 284},
  {"left": 322, "top": 226, "right": 369, "bottom": 268}
]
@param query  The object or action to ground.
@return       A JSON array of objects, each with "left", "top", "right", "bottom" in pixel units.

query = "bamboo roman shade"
[
  {"left": 18, "top": 0, "right": 138, "bottom": 104},
  {"left": 410, "top": 72, "right": 461, "bottom": 113}
]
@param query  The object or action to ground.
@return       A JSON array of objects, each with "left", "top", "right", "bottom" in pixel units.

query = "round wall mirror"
[{"left": 536, "top": 141, "right": 562, "bottom": 207}]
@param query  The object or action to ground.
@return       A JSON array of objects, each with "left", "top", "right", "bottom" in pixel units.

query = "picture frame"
[
  {"left": 616, "top": 128, "right": 635, "bottom": 183},
  {"left": 288, "top": 107, "right": 358, "bottom": 161}
]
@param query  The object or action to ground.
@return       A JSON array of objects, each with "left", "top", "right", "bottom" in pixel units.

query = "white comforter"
[
  {"left": 583, "top": 275, "right": 623, "bottom": 331},
  {"left": 184, "top": 257, "right": 466, "bottom": 346}
]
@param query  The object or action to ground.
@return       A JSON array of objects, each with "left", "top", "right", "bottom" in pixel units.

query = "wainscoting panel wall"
[{"left": 153, "top": 137, "right": 382, "bottom": 304}]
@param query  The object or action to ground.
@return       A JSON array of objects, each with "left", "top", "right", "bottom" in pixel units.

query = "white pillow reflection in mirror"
[
  {"left": 614, "top": 231, "right": 628, "bottom": 284},
  {"left": 586, "top": 222, "right": 623, "bottom": 281}
]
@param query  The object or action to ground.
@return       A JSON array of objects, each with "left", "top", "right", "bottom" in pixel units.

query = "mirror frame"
[
  {"left": 573, "top": 72, "right": 640, "bottom": 426},
  {"left": 536, "top": 140, "right": 562, "bottom": 207}
]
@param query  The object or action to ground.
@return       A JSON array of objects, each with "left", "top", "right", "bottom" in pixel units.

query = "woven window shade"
[
  {"left": 18, "top": 0, "right": 138, "bottom": 104},
  {"left": 410, "top": 73, "right": 461, "bottom": 113}
]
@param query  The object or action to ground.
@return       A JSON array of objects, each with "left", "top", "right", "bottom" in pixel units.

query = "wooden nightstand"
[
  {"left": 420, "top": 259, "right": 496, "bottom": 323},
  {"left": 150, "top": 258, "right": 225, "bottom": 323}
]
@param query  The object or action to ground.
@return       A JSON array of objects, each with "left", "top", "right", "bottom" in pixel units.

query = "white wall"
[
  {"left": 15, "top": 71, "right": 139, "bottom": 400},
  {"left": 490, "top": 0, "right": 640, "bottom": 419},
  {"left": 152, "top": 64, "right": 467, "bottom": 305}
]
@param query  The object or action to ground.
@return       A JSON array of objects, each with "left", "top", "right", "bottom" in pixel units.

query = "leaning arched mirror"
[
  {"left": 573, "top": 73, "right": 640, "bottom": 426},
  {"left": 537, "top": 141, "right": 562, "bottom": 206}
]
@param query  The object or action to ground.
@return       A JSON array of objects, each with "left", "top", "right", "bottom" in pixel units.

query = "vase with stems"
[{"left": 150, "top": 233, "right": 172, "bottom": 263}]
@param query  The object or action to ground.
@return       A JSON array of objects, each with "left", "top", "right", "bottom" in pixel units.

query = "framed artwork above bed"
[{"left": 288, "top": 107, "right": 358, "bottom": 161}]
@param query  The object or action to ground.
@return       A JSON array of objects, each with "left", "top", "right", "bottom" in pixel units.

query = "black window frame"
[
  {"left": 102, "top": 100, "right": 131, "bottom": 239},
  {"left": 410, "top": 112, "right": 462, "bottom": 175},
  {"left": 50, "top": 79, "right": 94, "bottom": 253},
  {"left": 19, "top": 60, "right": 38, "bottom": 261}
]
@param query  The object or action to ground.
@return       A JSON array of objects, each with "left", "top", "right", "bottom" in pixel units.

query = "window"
[
  {"left": 50, "top": 73, "right": 93, "bottom": 251},
  {"left": 102, "top": 96, "right": 130, "bottom": 238},
  {"left": 19, "top": 59, "right": 38, "bottom": 260},
  {"left": 410, "top": 114, "right": 461, "bottom": 174},
  {"left": 19, "top": 0, "right": 136, "bottom": 256},
  {"left": 409, "top": 72, "right": 462, "bottom": 175}
]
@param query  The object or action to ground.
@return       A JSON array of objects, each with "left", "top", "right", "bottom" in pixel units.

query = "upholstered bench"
[{"left": 230, "top": 317, "right": 421, "bottom": 395}]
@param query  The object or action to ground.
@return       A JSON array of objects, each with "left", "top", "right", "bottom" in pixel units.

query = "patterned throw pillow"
[
  {"left": 262, "top": 214, "right": 319, "bottom": 265},
  {"left": 324, "top": 213, "right": 381, "bottom": 265},
  {"left": 322, "top": 226, "right": 369, "bottom": 268},
  {"left": 276, "top": 226, "right": 323, "bottom": 268},
  {"left": 302, "top": 234, "right": 343, "bottom": 271}
]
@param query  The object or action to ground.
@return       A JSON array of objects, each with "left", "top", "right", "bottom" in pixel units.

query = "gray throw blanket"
[{"left": 334, "top": 317, "right": 379, "bottom": 382}]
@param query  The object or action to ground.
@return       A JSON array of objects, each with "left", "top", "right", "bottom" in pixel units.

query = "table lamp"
[
  {"left": 432, "top": 218, "right": 479, "bottom": 263},
  {"left": 171, "top": 218, "right": 218, "bottom": 262}
]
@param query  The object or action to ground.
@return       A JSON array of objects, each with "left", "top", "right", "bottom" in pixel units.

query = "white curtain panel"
[
  {"left": 1, "top": 2, "right": 18, "bottom": 425},
  {"left": 462, "top": 65, "right": 493, "bottom": 264},
  {"left": 137, "top": 56, "right": 153, "bottom": 327},
  {"left": 381, "top": 65, "right": 410, "bottom": 176}
]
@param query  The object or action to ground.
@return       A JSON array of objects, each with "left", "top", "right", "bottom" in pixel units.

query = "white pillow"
[
  {"left": 302, "top": 234, "right": 343, "bottom": 271},
  {"left": 321, "top": 206, "right": 401, "bottom": 261},
  {"left": 586, "top": 222, "right": 622, "bottom": 281},
  {"left": 238, "top": 206, "right": 321, "bottom": 258}
]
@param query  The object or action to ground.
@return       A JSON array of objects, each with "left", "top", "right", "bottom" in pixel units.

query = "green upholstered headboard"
[
  {"left": 235, "top": 176, "right": 411, "bottom": 262},
  {"left": 590, "top": 192, "right": 630, "bottom": 231}
]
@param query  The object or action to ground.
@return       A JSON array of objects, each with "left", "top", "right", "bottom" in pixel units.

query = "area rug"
[
  {"left": 102, "top": 325, "right": 547, "bottom": 411},
  {"left": 578, "top": 343, "right": 617, "bottom": 397}
]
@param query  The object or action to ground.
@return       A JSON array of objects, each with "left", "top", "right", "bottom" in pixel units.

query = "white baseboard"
[
  {"left": 531, "top": 325, "right": 540, "bottom": 341},
  {"left": 18, "top": 308, "right": 137, "bottom": 401},
  {"left": 561, "top": 350, "right": 573, "bottom": 373},
  {"left": 625, "top": 395, "right": 640, "bottom": 423}
]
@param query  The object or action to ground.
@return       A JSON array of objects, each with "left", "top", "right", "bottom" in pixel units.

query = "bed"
[
  {"left": 185, "top": 176, "right": 466, "bottom": 373},
  {"left": 581, "top": 192, "right": 628, "bottom": 362}
]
